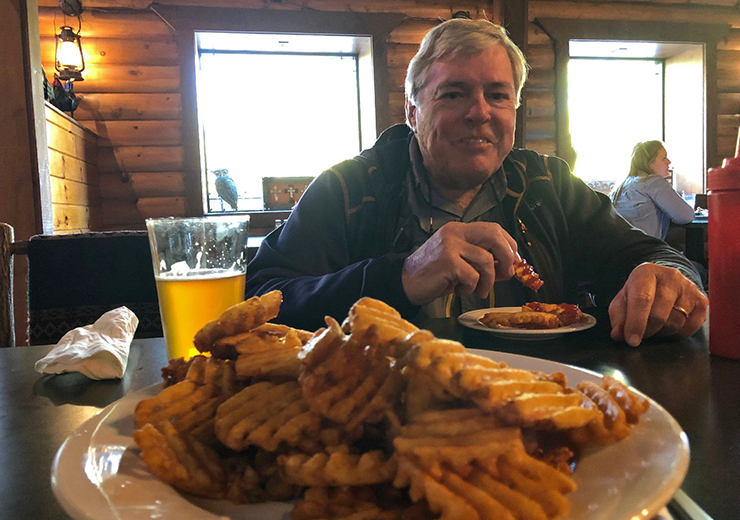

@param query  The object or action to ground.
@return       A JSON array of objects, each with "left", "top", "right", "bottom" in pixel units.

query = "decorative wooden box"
[{"left": 262, "top": 176, "right": 313, "bottom": 210}]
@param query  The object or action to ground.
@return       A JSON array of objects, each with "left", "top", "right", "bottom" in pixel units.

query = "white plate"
[
  {"left": 51, "top": 350, "right": 689, "bottom": 520},
  {"left": 459, "top": 307, "right": 597, "bottom": 340}
]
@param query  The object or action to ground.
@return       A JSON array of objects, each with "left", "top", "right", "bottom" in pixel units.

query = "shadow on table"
[{"left": 33, "top": 373, "right": 126, "bottom": 408}]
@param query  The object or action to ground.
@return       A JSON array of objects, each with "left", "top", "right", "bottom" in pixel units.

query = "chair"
[
  {"left": 1, "top": 223, "right": 20, "bottom": 347},
  {"left": 1, "top": 224, "right": 163, "bottom": 346}
]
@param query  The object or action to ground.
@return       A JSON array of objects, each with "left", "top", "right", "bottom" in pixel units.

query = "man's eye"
[
  {"left": 488, "top": 92, "right": 510, "bottom": 101},
  {"left": 440, "top": 91, "right": 462, "bottom": 99}
]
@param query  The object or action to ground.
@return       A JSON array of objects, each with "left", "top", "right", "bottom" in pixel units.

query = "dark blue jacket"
[{"left": 245, "top": 125, "right": 699, "bottom": 330}]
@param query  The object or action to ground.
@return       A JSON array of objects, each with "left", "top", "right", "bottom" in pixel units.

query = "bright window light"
[
  {"left": 195, "top": 33, "right": 363, "bottom": 212},
  {"left": 568, "top": 58, "right": 663, "bottom": 190}
]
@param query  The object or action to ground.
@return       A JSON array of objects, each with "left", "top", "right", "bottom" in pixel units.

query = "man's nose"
[{"left": 465, "top": 92, "right": 492, "bottom": 122}]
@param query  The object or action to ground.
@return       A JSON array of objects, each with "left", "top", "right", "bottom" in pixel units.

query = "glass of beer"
[{"left": 145, "top": 216, "right": 250, "bottom": 360}]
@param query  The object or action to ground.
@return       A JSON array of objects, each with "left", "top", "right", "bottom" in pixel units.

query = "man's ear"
[{"left": 405, "top": 96, "right": 418, "bottom": 132}]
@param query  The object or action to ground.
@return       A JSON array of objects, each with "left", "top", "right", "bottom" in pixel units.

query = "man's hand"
[
  {"left": 608, "top": 263, "right": 708, "bottom": 347},
  {"left": 401, "top": 222, "right": 517, "bottom": 306}
]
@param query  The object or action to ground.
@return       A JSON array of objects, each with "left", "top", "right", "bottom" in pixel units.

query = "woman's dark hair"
[
  {"left": 611, "top": 140, "right": 665, "bottom": 202},
  {"left": 628, "top": 140, "right": 665, "bottom": 177}
]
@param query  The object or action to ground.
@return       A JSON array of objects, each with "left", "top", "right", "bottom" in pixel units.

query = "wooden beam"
[
  {"left": 73, "top": 93, "right": 182, "bottom": 120},
  {"left": 40, "top": 36, "right": 178, "bottom": 66},
  {"left": 503, "top": 0, "right": 528, "bottom": 148},
  {"left": 531, "top": 1, "right": 740, "bottom": 28},
  {"left": 38, "top": 8, "right": 171, "bottom": 39},
  {"left": 80, "top": 120, "right": 182, "bottom": 146}
]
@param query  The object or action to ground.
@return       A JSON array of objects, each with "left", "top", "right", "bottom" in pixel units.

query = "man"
[{"left": 245, "top": 18, "right": 707, "bottom": 346}]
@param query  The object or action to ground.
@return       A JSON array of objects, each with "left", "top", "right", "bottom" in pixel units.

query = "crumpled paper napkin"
[{"left": 35, "top": 306, "right": 139, "bottom": 380}]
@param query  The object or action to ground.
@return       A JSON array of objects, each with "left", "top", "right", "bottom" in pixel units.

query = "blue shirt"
[{"left": 611, "top": 174, "right": 695, "bottom": 240}]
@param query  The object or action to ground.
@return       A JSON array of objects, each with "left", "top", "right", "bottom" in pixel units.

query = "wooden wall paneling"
[
  {"left": 525, "top": 90, "right": 555, "bottom": 118},
  {"left": 52, "top": 203, "right": 92, "bottom": 233},
  {"left": 388, "top": 91, "right": 406, "bottom": 123},
  {"left": 99, "top": 172, "right": 185, "bottom": 199},
  {"left": 45, "top": 103, "right": 100, "bottom": 233},
  {"left": 73, "top": 93, "right": 182, "bottom": 121},
  {"left": 718, "top": 29, "right": 740, "bottom": 50},
  {"left": 48, "top": 149, "right": 97, "bottom": 184},
  {"left": 530, "top": 1, "right": 740, "bottom": 27},
  {"left": 718, "top": 92, "right": 740, "bottom": 113},
  {"left": 38, "top": 8, "right": 171, "bottom": 39},
  {"left": 503, "top": 0, "right": 528, "bottom": 147},
  {"left": 388, "top": 19, "right": 438, "bottom": 44},
  {"left": 49, "top": 176, "right": 98, "bottom": 206},
  {"left": 136, "top": 196, "right": 186, "bottom": 218},
  {"left": 80, "top": 120, "right": 182, "bottom": 146},
  {"left": 96, "top": 200, "right": 146, "bottom": 229},
  {"left": 98, "top": 145, "right": 185, "bottom": 173},
  {"left": 71, "top": 64, "right": 180, "bottom": 93},
  {"left": 40, "top": 36, "right": 178, "bottom": 66},
  {"left": 152, "top": 0, "right": 485, "bottom": 20}
]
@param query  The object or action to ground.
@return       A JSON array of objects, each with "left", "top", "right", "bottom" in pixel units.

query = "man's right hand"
[{"left": 401, "top": 222, "right": 518, "bottom": 306}]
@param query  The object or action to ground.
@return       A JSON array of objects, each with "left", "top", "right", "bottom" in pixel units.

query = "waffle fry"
[
  {"left": 292, "top": 486, "right": 429, "bottom": 520},
  {"left": 133, "top": 421, "right": 226, "bottom": 499},
  {"left": 134, "top": 293, "right": 650, "bottom": 520},
  {"left": 279, "top": 447, "right": 397, "bottom": 487},
  {"left": 215, "top": 381, "right": 318, "bottom": 451},
  {"left": 194, "top": 290, "right": 282, "bottom": 354},
  {"left": 299, "top": 316, "right": 405, "bottom": 430}
]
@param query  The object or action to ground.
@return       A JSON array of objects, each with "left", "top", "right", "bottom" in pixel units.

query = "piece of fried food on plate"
[
  {"left": 214, "top": 323, "right": 313, "bottom": 381},
  {"left": 194, "top": 290, "right": 282, "bottom": 355},
  {"left": 394, "top": 449, "right": 574, "bottom": 520},
  {"left": 405, "top": 341, "right": 570, "bottom": 412},
  {"left": 215, "top": 380, "right": 322, "bottom": 451},
  {"left": 278, "top": 445, "right": 397, "bottom": 487},
  {"left": 135, "top": 358, "right": 239, "bottom": 443},
  {"left": 224, "top": 448, "right": 302, "bottom": 503},
  {"left": 345, "top": 297, "right": 427, "bottom": 358},
  {"left": 523, "top": 302, "right": 584, "bottom": 326},
  {"left": 568, "top": 376, "right": 650, "bottom": 446},
  {"left": 133, "top": 421, "right": 226, "bottom": 499},
  {"left": 299, "top": 316, "right": 405, "bottom": 430},
  {"left": 480, "top": 311, "right": 561, "bottom": 330},
  {"left": 292, "top": 485, "right": 431, "bottom": 520}
]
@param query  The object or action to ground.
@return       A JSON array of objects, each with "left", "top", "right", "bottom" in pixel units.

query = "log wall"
[
  {"left": 45, "top": 102, "right": 101, "bottom": 234},
  {"left": 38, "top": 0, "right": 740, "bottom": 231}
]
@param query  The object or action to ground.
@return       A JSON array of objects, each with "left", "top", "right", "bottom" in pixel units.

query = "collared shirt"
[{"left": 392, "top": 137, "right": 526, "bottom": 318}]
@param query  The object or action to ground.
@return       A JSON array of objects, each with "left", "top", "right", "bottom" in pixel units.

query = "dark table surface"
[{"left": 1, "top": 307, "right": 738, "bottom": 519}]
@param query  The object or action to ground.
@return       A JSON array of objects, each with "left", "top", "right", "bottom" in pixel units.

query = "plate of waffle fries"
[
  {"left": 459, "top": 303, "right": 597, "bottom": 340},
  {"left": 52, "top": 292, "right": 688, "bottom": 520}
]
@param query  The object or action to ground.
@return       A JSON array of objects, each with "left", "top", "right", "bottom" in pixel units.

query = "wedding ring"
[{"left": 672, "top": 305, "right": 690, "bottom": 319}]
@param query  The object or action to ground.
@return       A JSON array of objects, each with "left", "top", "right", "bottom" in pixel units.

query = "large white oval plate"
[
  {"left": 459, "top": 307, "right": 597, "bottom": 340},
  {"left": 51, "top": 350, "right": 688, "bottom": 520}
]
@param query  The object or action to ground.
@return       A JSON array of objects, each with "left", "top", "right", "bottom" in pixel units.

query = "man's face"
[{"left": 406, "top": 45, "right": 517, "bottom": 193}]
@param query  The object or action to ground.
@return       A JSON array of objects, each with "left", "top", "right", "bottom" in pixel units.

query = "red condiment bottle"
[{"left": 707, "top": 131, "right": 740, "bottom": 358}]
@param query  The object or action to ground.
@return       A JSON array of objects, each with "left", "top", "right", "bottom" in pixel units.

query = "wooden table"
[{"left": 2, "top": 308, "right": 738, "bottom": 519}]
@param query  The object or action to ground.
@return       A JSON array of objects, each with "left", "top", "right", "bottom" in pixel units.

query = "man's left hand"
[{"left": 608, "top": 263, "right": 708, "bottom": 347}]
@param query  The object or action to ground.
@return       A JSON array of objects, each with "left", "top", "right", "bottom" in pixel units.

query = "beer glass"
[{"left": 146, "top": 216, "right": 250, "bottom": 360}]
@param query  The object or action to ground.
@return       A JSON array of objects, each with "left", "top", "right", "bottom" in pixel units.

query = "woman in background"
[{"left": 611, "top": 140, "right": 695, "bottom": 240}]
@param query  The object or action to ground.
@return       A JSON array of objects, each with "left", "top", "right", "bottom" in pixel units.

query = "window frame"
[
  {"left": 535, "top": 18, "right": 729, "bottom": 175},
  {"left": 169, "top": 6, "right": 404, "bottom": 233}
]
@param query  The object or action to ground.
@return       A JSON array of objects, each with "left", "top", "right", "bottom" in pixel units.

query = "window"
[
  {"left": 194, "top": 32, "right": 373, "bottom": 213},
  {"left": 566, "top": 39, "right": 705, "bottom": 195},
  {"left": 568, "top": 54, "right": 663, "bottom": 191}
]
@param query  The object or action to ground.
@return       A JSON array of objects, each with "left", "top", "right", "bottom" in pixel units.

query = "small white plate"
[
  {"left": 459, "top": 307, "right": 597, "bottom": 340},
  {"left": 52, "top": 350, "right": 688, "bottom": 520}
]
